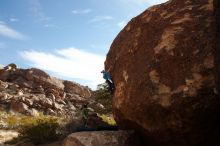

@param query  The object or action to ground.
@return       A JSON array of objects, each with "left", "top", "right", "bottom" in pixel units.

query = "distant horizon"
[{"left": 0, "top": 0, "right": 168, "bottom": 89}]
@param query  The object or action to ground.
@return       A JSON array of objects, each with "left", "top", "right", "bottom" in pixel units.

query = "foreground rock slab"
[{"left": 61, "top": 130, "right": 141, "bottom": 146}]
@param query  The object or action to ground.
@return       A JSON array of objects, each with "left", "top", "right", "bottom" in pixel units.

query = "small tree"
[
  {"left": 91, "top": 83, "right": 113, "bottom": 114},
  {"left": 93, "top": 83, "right": 112, "bottom": 100}
]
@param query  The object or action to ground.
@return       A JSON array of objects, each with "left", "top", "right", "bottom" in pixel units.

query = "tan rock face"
[{"left": 105, "top": 0, "right": 220, "bottom": 145}]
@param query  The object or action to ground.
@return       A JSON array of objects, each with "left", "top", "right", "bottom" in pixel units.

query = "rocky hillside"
[
  {"left": 0, "top": 64, "right": 127, "bottom": 146},
  {"left": 0, "top": 63, "right": 92, "bottom": 116},
  {"left": 105, "top": 0, "right": 220, "bottom": 146}
]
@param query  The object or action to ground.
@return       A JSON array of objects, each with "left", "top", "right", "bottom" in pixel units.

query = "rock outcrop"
[
  {"left": 64, "top": 81, "right": 91, "bottom": 98},
  {"left": 0, "top": 64, "right": 93, "bottom": 116},
  {"left": 61, "top": 130, "right": 141, "bottom": 146},
  {"left": 105, "top": 0, "right": 220, "bottom": 145}
]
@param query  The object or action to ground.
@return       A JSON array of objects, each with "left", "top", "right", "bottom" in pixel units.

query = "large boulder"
[
  {"left": 0, "top": 80, "right": 8, "bottom": 91},
  {"left": 105, "top": 0, "right": 220, "bottom": 146},
  {"left": 61, "top": 130, "right": 141, "bottom": 146},
  {"left": 10, "top": 101, "right": 29, "bottom": 114},
  {"left": 63, "top": 81, "right": 91, "bottom": 98},
  {"left": 0, "top": 63, "right": 18, "bottom": 81},
  {"left": 25, "top": 68, "right": 50, "bottom": 81},
  {"left": 25, "top": 68, "right": 64, "bottom": 90},
  {"left": 0, "top": 70, "right": 10, "bottom": 81}
]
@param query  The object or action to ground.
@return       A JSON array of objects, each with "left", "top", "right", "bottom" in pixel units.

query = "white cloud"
[
  {"left": 10, "top": 18, "right": 19, "bottom": 22},
  {"left": 43, "top": 24, "right": 57, "bottom": 28},
  {"left": 121, "top": 0, "right": 168, "bottom": 5},
  {"left": 29, "top": 0, "right": 51, "bottom": 22},
  {"left": 0, "top": 22, "right": 25, "bottom": 40},
  {"left": 145, "top": 0, "right": 168, "bottom": 5},
  {"left": 0, "top": 64, "right": 4, "bottom": 69},
  {"left": 118, "top": 21, "right": 127, "bottom": 28},
  {"left": 90, "top": 16, "right": 113, "bottom": 23},
  {"left": 20, "top": 48, "right": 105, "bottom": 89},
  {"left": 117, "top": 0, "right": 168, "bottom": 15},
  {"left": 72, "top": 9, "right": 92, "bottom": 14}
]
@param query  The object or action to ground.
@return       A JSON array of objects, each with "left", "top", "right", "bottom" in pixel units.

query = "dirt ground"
[{"left": 0, "top": 130, "right": 19, "bottom": 145}]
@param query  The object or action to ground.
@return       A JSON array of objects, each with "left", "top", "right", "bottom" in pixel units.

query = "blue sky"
[{"left": 0, "top": 0, "right": 167, "bottom": 89}]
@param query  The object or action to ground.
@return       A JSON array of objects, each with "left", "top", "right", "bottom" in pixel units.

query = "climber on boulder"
[{"left": 101, "top": 70, "right": 115, "bottom": 94}]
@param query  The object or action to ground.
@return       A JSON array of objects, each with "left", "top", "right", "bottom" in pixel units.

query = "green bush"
[
  {"left": 91, "top": 83, "right": 113, "bottom": 114},
  {"left": 93, "top": 83, "right": 112, "bottom": 100},
  {"left": 1, "top": 112, "right": 63, "bottom": 145},
  {"left": 3, "top": 112, "right": 59, "bottom": 129},
  {"left": 98, "top": 114, "right": 116, "bottom": 126},
  {"left": 6, "top": 116, "right": 19, "bottom": 128},
  {"left": 18, "top": 118, "right": 59, "bottom": 145}
]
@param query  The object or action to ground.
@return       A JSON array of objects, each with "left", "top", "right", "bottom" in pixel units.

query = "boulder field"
[{"left": 0, "top": 63, "right": 91, "bottom": 116}]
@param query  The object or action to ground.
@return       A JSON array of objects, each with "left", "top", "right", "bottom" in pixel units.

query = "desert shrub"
[
  {"left": 3, "top": 112, "right": 59, "bottom": 129},
  {"left": 0, "top": 112, "right": 61, "bottom": 144},
  {"left": 93, "top": 83, "right": 112, "bottom": 100},
  {"left": 6, "top": 116, "right": 19, "bottom": 128},
  {"left": 92, "top": 83, "right": 113, "bottom": 114},
  {"left": 98, "top": 114, "right": 116, "bottom": 126},
  {"left": 18, "top": 118, "right": 59, "bottom": 145}
]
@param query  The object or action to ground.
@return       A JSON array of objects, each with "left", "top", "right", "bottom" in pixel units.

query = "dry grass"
[{"left": 98, "top": 114, "right": 116, "bottom": 126}]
